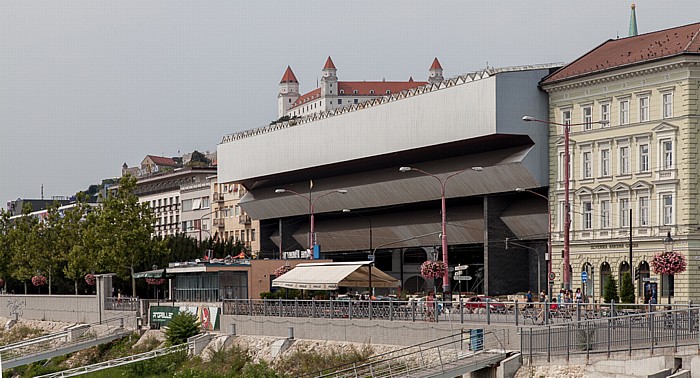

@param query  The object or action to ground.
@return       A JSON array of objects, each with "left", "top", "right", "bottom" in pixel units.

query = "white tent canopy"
[{"left": 271, "top": 261, "right": 399, "bottom": 290}]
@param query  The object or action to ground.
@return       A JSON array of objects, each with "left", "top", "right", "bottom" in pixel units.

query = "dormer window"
[
  {"left": 386, "top": 90, "right": 391, "bottom": 94},
  {"left": 353, "top": 90, "right": 358, "bottom": 94},
  {"left": 369, "top": 90, "right": 375, "bottom": 95},
  {"left": 339, "top": 90, "right": 344, "bottom": 94}
]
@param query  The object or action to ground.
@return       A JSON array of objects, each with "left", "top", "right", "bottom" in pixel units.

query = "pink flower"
[
  {"left": 651, "top": 251, "right": 687, "bottom": 276},
  {"left": 274, "top": 265, "right": 292, "bottom": 277},
  {"left": 84, "top": 273, "right": 96, "bottom": 286},
  {"left": 31, "top": 275, "right": 47, "bottom": 287},
  {"left": 421, "top": 260, "right": 447, "bottom": 279},
  {"left": 145, "top": 278, "right": 166, "bottom": 285}
]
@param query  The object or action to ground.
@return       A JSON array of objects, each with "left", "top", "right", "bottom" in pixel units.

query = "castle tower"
[
  {"left": 628, "top": 3, "right": 638, "bottom": 37},
  {"left": 428, "top": 58, "right": 444, "bottom": 84},
  {"left": 320, "top": 56, "right": 338, "bottom": 97},
  {"left": 278, "top": 66, "right": 300, "bottom": 118}
]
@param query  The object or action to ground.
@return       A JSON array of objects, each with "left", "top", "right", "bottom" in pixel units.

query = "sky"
[{"left": 0, "top": 0, "right": 697, "bottom": 204}]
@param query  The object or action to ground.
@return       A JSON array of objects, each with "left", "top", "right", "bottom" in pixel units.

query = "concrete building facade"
[
  {"left": 541, "top": 22, "right": 700, "bottom": 303},
  {"left": 211, "top": 178, "right": 261, "bottom": 255}
]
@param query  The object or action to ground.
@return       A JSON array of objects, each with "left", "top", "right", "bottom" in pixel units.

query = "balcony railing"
[{"left": 238, "top": 215, "right": 251, "bottom": 224}]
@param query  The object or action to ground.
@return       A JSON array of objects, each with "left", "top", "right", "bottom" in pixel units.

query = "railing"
[
  {"left": 0, "top": 317, "right": 129, "bottom": 367},
  {"left": 520, "top": 306, "right": 700, "bottom": 362},
  {"left": 306, "top": 330, "right": 506, "bottom": 378},
  {"left": 105, "top": 296, "right": 140, "bottom": 311},
  {"left": 223, "top": 298, "right": 695, "bottom": 326}
]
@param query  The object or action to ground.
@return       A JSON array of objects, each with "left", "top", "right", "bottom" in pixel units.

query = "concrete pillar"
[{"left": 483, "top": 196, "right": 529, "bottom": 296}]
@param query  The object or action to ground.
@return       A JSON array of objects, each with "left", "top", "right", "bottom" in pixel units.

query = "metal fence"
[
  {"left": 222, "top": 298, "right": 695, "bottom": 326},
  {"left": 105, "top": 296, "right": 140, "bottom": 311},
  {"left": 520, "top": 306, "right": 700, "bottom": 362}
]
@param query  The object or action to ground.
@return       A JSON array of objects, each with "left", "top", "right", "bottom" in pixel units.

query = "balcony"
[
  {"left": 238, "top": 215, "right": 251, "bottom": 225},
  {"left": 214, "top": 192, "right": 225, "bottom": 202},
  {"left": 654, "top": 169, "right": 677, "bottom": 183},
  {"left": 213, "top": 218, "right": 225, "bottom": 228}
]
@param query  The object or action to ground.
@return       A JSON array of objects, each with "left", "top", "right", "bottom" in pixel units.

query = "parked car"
[{"left": 459, "top": 295, "right": 506, "bottom": 314}]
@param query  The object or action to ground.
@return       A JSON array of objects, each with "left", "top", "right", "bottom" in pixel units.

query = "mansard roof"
[
  {"left": 280, "top": 66, "right": 298, "bottom": 83},
  {"left": 542, "top": 22, "right": 700, "bottom": 85}
]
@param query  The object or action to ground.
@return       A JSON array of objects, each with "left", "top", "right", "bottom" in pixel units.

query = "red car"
[{"left": 460, "top": 296, "right": 506, "bottom": 313}]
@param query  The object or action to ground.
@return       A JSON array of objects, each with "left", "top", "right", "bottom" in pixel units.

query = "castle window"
[
  {"left": 354, "top": 99, "right": 358, "bottom": 104},
  {"left": 369, "top": 90, "right": 375, "bottom": 95},
  {"left": 289, "top": 99, "right": 291, "bottom": 103},
  {"left": 338, "top": 99, "right": 342, "bottom": 104},
  {"left": 353, "top": 90, "right": 358, "bottom": 94},
  {"left": 386, "top": 90, "right": 391, "bottom": 94},
  {"left": 340, "top": 90, "right": 344, "bottom": 94}
]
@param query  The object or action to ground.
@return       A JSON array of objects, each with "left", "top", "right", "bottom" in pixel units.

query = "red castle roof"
[
  {"left": 280, "top": 66, "right": 298, "bottom": 83},
  {"left": 542, "top": 22, "right": 700, "bottom": 85},
  {"left": 430, "top": 57, "right": 442, "bottom": 70},
  {"left": 323, "top": 56, "right": 336, "bottom": 70},
  {"left": 290, "top": 81, "right": 427, "bottom": 109}
]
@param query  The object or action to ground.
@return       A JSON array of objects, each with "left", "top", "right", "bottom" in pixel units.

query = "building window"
[
  {"left": 620, "top": 198, "right": 630, "bottom": 227},
  {"left": 235, "top": 205, "right": 241, "bottom": 216},
  {"left": 662, "top": 140, "right": 673, "bottom": 169},
  {"left": 202, "top": 197, "right": 210, "bottom": 209},
  {"left": 639, "top": 144, "right": 650, "bottom": 172},
  {"left": 600, "top": 149, "right": 610, "bottom": 177},
  {"left": 386, "top": 90, "right": 391, "bottom": 94},
  {"left": 558, "top": 201, "right": 566, "bottom": 231},
  {"left": 251, "top": 229, "right": 256, "bottom": 241},
  {"left": 353, "top": 90, "right": 358, "bottom": 94},
  {"left": 339, "top": 90, "right": 344, "bottom": 94},
  {"left": 582, "top": 151, "right": 592, "bottom": 178},
  {"left": 619, "top": 100, "right": 630, "bottom": 125},
  {"left": 562, "top": 109, "right": 571, "bottom": 125},
  {"left": 639, "top": 97, "right": 649, "bottom": 122},
  {"left": 601, "top": 200, "right": 611, "bottom": 228},
  {"left": 639, "top": 196, "right": 649, "bottom": 226},
  {"left": 354, "top": 99, "right": 358, "bottom": 104},
  {"left": 600, "top": 103, "right": 610, "bottom": 126},
  {"left": 663, "top": 194, "right": 673, "bottom": 225},
  {"left": 182, "top": 199, "right": 193, "bottom": 212},
  {"left": 337, "top": 99, "right": 342, "bottom": 104},
  {"left": 583, "top": 201, "right": 593, "bottom": 230},
  {"left": 583, "top": 106, "right": 592, "bottom": 130},
  {"left": 619, "top": 146, "right": 629, "bottom": 175},
  {"left": 662, "top": 92, "right": 673, "bottom": 118}
]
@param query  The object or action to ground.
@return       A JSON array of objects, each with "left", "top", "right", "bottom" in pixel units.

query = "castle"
[{"left": 278, "top": 57, "right": 444, "bottom": 118}]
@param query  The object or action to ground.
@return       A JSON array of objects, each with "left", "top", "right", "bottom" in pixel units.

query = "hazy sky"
[{"left": 0, "top": 1, "right": 697, "bottom": 204}]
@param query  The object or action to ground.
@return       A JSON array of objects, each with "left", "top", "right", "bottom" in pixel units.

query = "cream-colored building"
[
  {"left": 210, "top": 178, "right": 260, "bottom": 257},
  {"left": 541, "top": 22, "right": 700, "bottom": 303}
]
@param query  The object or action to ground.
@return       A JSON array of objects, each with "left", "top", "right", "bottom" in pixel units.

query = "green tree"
[
  {"left": 94, "top": 175, "right": 166, "bottom": 297},
  {"left": 165, "top": 311, "right": 200, "bottom": 345},
  {"left": 0, "top": 209, "right": 12, "bottom": 288},
  {"left": 8, "top": 203, "right": 42, "bottom": 293},
  {"left": 187, "top": 150, "right": 210, "bottom": 167},
  {"left": 619, "top": 272, "right": 635, "bottom": 304},
  {"left": 62, "top": 194, "right": 100, "bottom": 294},
  {"left": 604, "top": 275, "right": 620, "bottom": 303}
]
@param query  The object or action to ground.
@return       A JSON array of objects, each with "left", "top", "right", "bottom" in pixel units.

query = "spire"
[
  {"left": 280, "top": 66, "right": 298, "bottom": 83},
  {"left": 323, "top": 56, "right": 336, "bottom": 70},
  {"left": 628, "top": 3, "right": 638, "bottom": 37},
  {"left": 428, "top": 57, "right": 444, "bottom": 84},
  {"left": 430, "top": 57, "right": 442, "bottom": 70}
]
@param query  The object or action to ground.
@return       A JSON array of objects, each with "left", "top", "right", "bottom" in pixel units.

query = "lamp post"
[
  {"left": 522, "top": 115, "right": 609, "bottom": 290},
  {"left": 152, "top": 264, "right": 159, "bottom": 305},
  {"left": 275, "top": 188, "right": 348, "bottom": 251},
  {"left": 398, "top": 166, "right": 477, "bottom": 293},
  {"left": 663, "top": 232, "right": 674, "bottom": 305},
  {"left": 516, "top": 187, "right": 550, "bottom": 299},
  {"left": 197, "top": 209, "right": 219, "bottom": 244}
]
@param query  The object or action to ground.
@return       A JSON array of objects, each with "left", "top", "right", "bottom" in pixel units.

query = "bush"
[
  {"left": 165, "top": 312, "right": 200, "bottom": 346},
  {"left": 604, "top": 275, "right": 620, "bottom": 303},
  {"left": 619, "top": 272, "right": 635, "bottom": 304}
]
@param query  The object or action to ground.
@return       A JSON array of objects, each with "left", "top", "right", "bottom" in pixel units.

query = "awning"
[
  {"left": 132, "top": 269, "right": 172, "bottom": 279},
  {"left": 271, "top": 261, "right": 399, "bottom": 290}
]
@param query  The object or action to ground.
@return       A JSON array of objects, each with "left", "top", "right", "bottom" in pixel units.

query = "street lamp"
[
  {"left": 516, "top": 187, "right": 550, "bottom": 299},
  {"left": 522, "top": 115, "right": 610, "bottom": 290},
  {"left": 398, "top": 166, "right": 478, "bottom": 293},
  {"left": 275, "top": 188, "right": 348, "bottom": 251},
  {"left": 663, "top": 232, "right": 675, "bottom": 304}
]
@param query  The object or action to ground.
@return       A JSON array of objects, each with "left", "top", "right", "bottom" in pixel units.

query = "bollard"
[
  {"left": 486, "top": 298, "right": 491, "bottom": 325},
  {"left": 228, "top": 323, "right": 236, "bottom": 335},
  {"left": 288, "top": 326, "right": 294, "bottom": 339},
  {"left": 514, "top": 300, "right": 519, "bottom": 327},
  {"left": 459, "top": 297, "right": 464, "bottom": 324}
]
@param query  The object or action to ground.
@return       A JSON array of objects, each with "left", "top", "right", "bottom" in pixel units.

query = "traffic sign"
[
  {"left": 548, "top": 272, "right": 556, "bottom": 280},
  {"left": 454, "top": 275, "right": 472, "bottom": 281},
  {"left": 581, "top": 271, "right": 588, "bottom": 283},
  {"left": 455, "top": 264, "right": 469, "bottom": 271}
]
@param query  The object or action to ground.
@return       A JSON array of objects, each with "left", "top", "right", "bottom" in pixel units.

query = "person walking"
[{"left": 526, "top": 290, "right": 534, "bottom": 308}]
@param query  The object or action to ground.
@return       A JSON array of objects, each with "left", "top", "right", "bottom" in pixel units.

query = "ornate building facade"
[{"left": 541, "top": 22, "right": 700, "bottom": 303}]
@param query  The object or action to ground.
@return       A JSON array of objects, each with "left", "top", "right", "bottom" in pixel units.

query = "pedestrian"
[
  {"left": 425, "top": 291, "right": 435, "bottom": 322},
  {"left": 539, "top": 290, "right": 546, "bottom": 303},
  {"left": 117, "top": 289, "right": 122, "bottom": 305},
  {"left": 526, "top": 290, "right": 533, "bottom": 308},
  {"left": 575, "top": 288, "right": 582, "bottom": 303}
]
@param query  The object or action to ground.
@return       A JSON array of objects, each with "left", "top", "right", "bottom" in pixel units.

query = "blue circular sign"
[{"left": 581, "top": 271, "right": 588, "bottom": 283}]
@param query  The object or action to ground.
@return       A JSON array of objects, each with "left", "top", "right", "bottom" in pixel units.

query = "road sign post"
[{"left": 581, "top": 271, "right": 588, "bottom": 283}]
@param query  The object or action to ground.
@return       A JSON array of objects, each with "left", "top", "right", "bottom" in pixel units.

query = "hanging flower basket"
[
  {"left": 32, "top": 275, "right": 47, "bottom": 287},
  {"left": 274, "top": 265, "right": 292, "bottom": 277},
  {"left": 421, "top": 260, "right": 447, "bottom": 279},
  {"left": 84, "top": 274, "right": 96, "bottom": 286},
  {"left": 145, "top": 278, "right": 166, "bottom": 286},
  {"left": 651, "top": 250, "right": 687, "bottom": 276}
]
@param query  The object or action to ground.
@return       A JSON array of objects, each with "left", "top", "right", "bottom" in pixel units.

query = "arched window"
[
  {"left": 637, "top": 261, "right": 650, "bottom": 298},
  {"left": 582, "top": 262, "right": 594, "bottom": 299},
  {"left": 619, "top": 261, "right": 630, "bottom": 284}
]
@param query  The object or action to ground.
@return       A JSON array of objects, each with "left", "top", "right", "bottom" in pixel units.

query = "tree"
[
  {"left": 187, "top": 150, "right": 210, "bottom": 167},
  {"left": 619, "top": 272, "right": 635, "bottom": 304},
  {"left": 0, "top": 209, "right": 12, "bottom": 289},
  {"left": 63, "top": 193, "right": 100, "bottom": 294},
  {"left": 8, "top": 203, "right": 42, "bottom": 293},
  {"left": 94, "top": 175, "right": 166, "bottom": 297},
  {"left": 604, "top": 275, "right": 620, "bottom": 303},
  {"left": 165, "top": 311, "right": 200, "bottom": 345}
]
